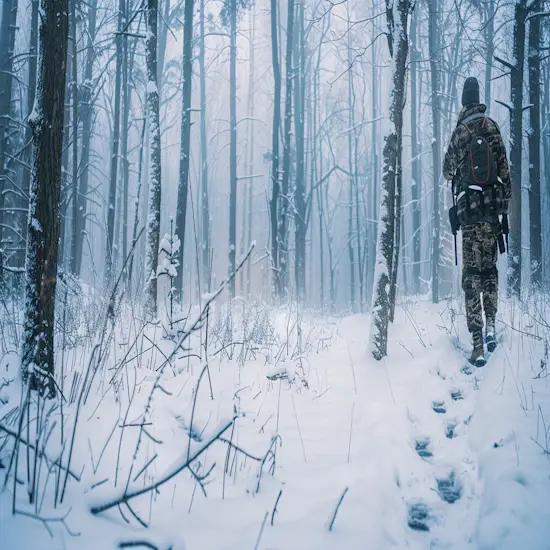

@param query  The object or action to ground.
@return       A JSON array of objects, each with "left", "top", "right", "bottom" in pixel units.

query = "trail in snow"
[{"left": 1, "top": 299, "right": 550, "bottom": 549}]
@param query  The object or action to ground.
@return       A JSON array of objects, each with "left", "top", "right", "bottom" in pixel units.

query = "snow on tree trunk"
[
  {"left": 370, "top": 0, "right": 412, "bottom": 361},
  {"left": 278, "top": 0, "right": 295, "bottom": 298},
  {"left": 0, "top": 0, "right": 18, "bottom": 279},
  {"left": 21, "top": 0, "right": 69, "bottom": 396},
  {"left": 174, "top": 0, "right": 194, "bottom": 302},
  {"left": 144, "top": 0, "right": 162, "bottom": 316}
]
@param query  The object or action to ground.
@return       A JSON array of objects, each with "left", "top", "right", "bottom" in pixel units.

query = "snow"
[{"left": 2, "top": 299, "right": 550, "bottom": 549}]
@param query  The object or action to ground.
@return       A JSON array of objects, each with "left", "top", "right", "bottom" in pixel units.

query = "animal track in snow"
[{"left": 432, "top": 401, "right": 446, "bottom": 414}]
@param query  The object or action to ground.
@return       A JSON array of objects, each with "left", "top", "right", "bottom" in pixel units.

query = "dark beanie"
[{"left": 462, "top": 77, "right": 480, "bottom": 107}]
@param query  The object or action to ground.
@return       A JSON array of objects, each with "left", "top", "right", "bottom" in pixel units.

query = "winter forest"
[{"left": 1, "top": 0, "right": 550, "bottom": 548}]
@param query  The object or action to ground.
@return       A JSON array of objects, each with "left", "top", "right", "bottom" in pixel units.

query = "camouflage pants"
[{"left": 462, "top": 222, "right": 498, "bottom": 334}]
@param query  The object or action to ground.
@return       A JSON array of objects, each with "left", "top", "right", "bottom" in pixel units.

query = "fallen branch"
[
  {"left": 90, "top": 418, "right": 235, "bottom": 515},
  {"left": 0, "top": 423, "right": 81, "bottom": 482}
]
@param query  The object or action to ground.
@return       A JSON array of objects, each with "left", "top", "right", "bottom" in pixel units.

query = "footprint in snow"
[
  {"left": 407, "top": 502, "right": 431, "bottom": 531},
  {"left": 445, "top": 422, "right": 456, "bottom": 439},
  {"left": 461, "top": 364, "right": 473, "bottom": 376},
  {"left": 432, "top": 401, "right": 446, "bottom": 414},
  {"left": 436, "top": 471, "right": 462, "bottom": 504},
  {"left": 450, "top": 389, "right": 463, "bottom": 401},
  {"left": 415, "top": 438, "right": 433, "bottom": 458}
]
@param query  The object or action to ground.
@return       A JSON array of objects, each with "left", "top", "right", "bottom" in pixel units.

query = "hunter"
[{"left": 443, "top": 76, "right": 512, "bottom": 367}]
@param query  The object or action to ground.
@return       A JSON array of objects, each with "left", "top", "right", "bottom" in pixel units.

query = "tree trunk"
[
  {"left": 507, "top": 0, "right": 527, "bottom": 297},
  {"left": 245, "top": 7, "right": 255, "bottom": 298},
  {"left": 69, "top": 0, "right": 79, "bottom": 274},
  {"left": 121, "top": 0, "right": 130, "bottom": 278},
  {"left": 75, "top": 0, "right": 97, "bottom": 276},
  {"left": 368, "top": 17, "right": 380, "bottom": 306},
  {"left": 428, "top": 0, "right": 441, "bottom": 304},
  {"left": 199, "top": 0, "right": 210, "bottom": 290},
  {"left": 21, "top": 0, "right": 69, "bottom": 396},
  {"left": 410, "top": 5, "right": 421, "bottom": 295},
  {"left": 294, "top": 2, "right": 306, "bottom": 301},
  {"left": 278, "top": 0, "right": 295, "bottom": 297},
  {"left": 228, "top": 0, "right": 238, "bottom": 297},
  {"left": 484, "top": 0, "right": 495, "bottom": 114},
  {"left": 144, "top": 0, "right": 162, "bottom": 315},
  {"left": 370, "top": 0, "right": 412, "bottom": 360},
  {"left": 18, "top": 0, "right": 39, "bottom": 271},
  {"left": 543, "top": 54, "right": 550, "bottom": 286},
  {"left": 269, "top": 0, "right": 281, "bottom": 298},
  {"left": 346, "top": 19, "right": 356, "bottom": 311},
  {"left": 0, "top": 0, "right": 18, "bottom": 277},
  {"left": 528, "top": 1, "right": 542, "bottom": 288},
  {"left": 104, "top": 0, "right": 125, "bottom": 283},
  {"left": 174, "top": 0, "right": 194, "bottom": 301}
]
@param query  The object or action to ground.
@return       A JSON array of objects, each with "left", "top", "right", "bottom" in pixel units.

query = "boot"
[
  {"left": 485, "top": 319, "right": 496, "bottom": 353},
  {"left": 469, "top": 331, "right": 486, "bottom": 367}
]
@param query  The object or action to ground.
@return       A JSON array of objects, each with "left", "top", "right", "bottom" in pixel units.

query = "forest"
[{"left": 1, "top": 0, "right": 550, "bottom": 548}]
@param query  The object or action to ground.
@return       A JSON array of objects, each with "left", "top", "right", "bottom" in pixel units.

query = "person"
[{"left": 443, "top": 76, "right": 511, "bottom": 367}]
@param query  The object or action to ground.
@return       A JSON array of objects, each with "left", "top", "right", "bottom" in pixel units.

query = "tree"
[
  {"left": 496, "top": 0, "right": 527, "bottom": 297},
  {"left": 144, "top": 0, "right": 162, "bottom": 315},
  {"left": 410, "top": 5, "right": 421, "bottom": 295},
  {"left": 104, "top": 0, "right": 125, "bottom": 282},
  {"left": 199, "top": 0, "right": 210, "bottom": 289},
  {"left": 370, "top": 0, "right": 414, "bottom": 360},
  {"left": 294, "top": 1, "right": 307, "bottom": 301},
  {"left": 75, "top": 0, "right": 98, "bottom": 276},
  {"left": 528, "top": 1, "right": 542, "bottom": 287},
  {"left": 69, "top": 0, "right": 79, "bottom": 274},
  {"left": 278, "top": 0, "right": 295, "bottom": 297},
  {"left": 21, "top": 0, "right": 69, "bottom": 395},
  {"left": 0, "top": 0, "right": 19, "bottom": 277},
  {"left": 269, "top": 0, "right": 281, "bottom": 297},
  {"left": 174, "top": 0, "right": 195, "bottom": 301},
  {"left": 428, "top": 0, "right": 441, "bottom": 304}
]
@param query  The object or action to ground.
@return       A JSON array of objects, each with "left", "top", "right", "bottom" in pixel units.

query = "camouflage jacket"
[{"left": 443, "top": 104, "right": 512, "bottom": 211}]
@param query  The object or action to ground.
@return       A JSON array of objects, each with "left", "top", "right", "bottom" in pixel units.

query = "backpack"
[{"left": 452, "top": 113, "right": 506, "bottom": 226}]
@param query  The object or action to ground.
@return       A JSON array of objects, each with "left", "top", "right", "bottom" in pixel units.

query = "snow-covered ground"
[{"left": 1, "top": 295, "right": 550, "bottom": 549}]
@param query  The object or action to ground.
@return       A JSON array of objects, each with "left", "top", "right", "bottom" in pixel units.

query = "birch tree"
[{"left": 21, "top": 0, "right": 69, "bottom": 395}]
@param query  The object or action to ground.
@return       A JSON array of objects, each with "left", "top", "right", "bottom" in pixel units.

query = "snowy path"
[{"left": 2, "top": 301, "right": 550, "bottom": 549}]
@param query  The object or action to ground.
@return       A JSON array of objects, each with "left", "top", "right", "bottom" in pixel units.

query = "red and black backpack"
[{"left": 454, "top": 113, "right": 505, "bottom": 225}]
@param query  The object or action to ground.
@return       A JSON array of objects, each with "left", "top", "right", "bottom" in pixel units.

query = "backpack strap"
[{"left": 460, "top": 112, "right": 487, "bottom": 127}]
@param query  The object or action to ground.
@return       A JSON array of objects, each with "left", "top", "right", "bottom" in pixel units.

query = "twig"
[
  {"left": 347, "top": 403, "right": 355, "bottom": 463},
  {"left": 271, "top": 489, "right": 283, "bottom": 526},
  {"left": 0, "top": 423, "right": 81, "bottom": 482},
  {"left": 291, "top": 396, "right": 307, "bottom": 462},
  {"left": 254, "top": 511, "right": 269, "bottom": 550},
  {"left": 328, "top": 487, "right": 349, "bottom": 532}
]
